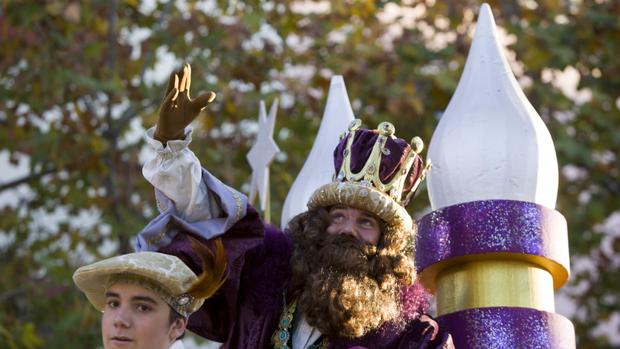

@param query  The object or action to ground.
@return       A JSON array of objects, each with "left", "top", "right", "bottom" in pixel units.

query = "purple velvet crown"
[
  {"left": 333, "top": 120, "right": 426, "bottom": 206},
  {"left": 308, "top": 120, "right": 428, "bottom": 229}
]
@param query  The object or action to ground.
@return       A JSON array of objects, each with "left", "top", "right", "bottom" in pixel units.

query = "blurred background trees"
[{"left": 1, "top": 0, "right": 618, "bottom": 348}]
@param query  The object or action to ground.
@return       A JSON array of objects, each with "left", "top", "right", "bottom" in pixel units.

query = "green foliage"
[{"left": 0, "top": 0, "right": 618, "bottom": 347}]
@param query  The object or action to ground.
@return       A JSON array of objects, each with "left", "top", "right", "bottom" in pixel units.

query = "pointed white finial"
[
  {"left": 280, "top": 76, "right": 355, "bottom": 228},
  {"left": 475, "top": 3, "right": 496, "bottom": 40},
  {"left": 426, "top": 3, "right": 559, "bottom": 210},
  {"left": 247, "top": 99, "right": 280, "bottom": 213}
]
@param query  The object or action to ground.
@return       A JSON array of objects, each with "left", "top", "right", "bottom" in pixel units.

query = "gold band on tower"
[{"left": 436, "top": 259, "right": 555, "bottom": 315}]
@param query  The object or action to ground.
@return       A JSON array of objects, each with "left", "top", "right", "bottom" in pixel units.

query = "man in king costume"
[{"left": 136, "top": 64, "right": 453, "bottom": 348}]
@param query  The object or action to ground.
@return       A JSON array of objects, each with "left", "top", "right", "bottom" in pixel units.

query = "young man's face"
[
  {"left": 326, "top": 206, "right": 381, "bottom": 245},
  {"left": 101, "top": 282, "right": 186, "bottom": 349}
]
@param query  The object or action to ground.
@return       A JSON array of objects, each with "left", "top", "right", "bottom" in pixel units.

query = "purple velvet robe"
[{"left": 158, "top": 205, "right": 452, "bottom": 349}]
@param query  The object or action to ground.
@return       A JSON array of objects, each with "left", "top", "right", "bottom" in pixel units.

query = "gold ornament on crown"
[{"left": 335, "top": 119, "right": 430, "bottom": 207}]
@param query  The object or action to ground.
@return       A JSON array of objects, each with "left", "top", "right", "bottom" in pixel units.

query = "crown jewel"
[
  {"left": 335, "top": 119, "right": 429, "bottom": 207},
  {"left": 308, "top": 119, "right": 430, "bottom": 229}
]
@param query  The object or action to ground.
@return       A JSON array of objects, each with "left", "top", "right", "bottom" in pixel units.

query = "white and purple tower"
[{"left": 415, "top": 4, "right": 575, "bottom": 348}]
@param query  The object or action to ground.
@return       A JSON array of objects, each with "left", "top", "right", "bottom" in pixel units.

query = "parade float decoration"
[
  {"left": 415, "top": 4, "right": 575, "bottom": 348},
  {"left": 247, "top": 99, "right": 280, "bottom": 223},
  {"left": 280, "top": 76, "right": 355, "bottom": 228}
]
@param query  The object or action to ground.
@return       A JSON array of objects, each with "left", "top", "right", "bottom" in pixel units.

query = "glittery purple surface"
[
  {"left": 438, "top": 307, "right": 575, "bottom": 349},
  {"left": 415, "top": 200, "right": 569, "bottom": 273}
]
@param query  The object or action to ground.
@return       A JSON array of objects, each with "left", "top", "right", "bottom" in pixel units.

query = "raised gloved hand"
[{"left": 154, "top": 63, "right": 216, "bottom": 144}]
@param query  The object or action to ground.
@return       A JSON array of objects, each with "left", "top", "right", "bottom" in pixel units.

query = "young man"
[
  {"left": 137, "top": 64, "right": 453, "bottom": 348},
  {"left": 73, "top": 240, "right": 226, "bottom": 349}
]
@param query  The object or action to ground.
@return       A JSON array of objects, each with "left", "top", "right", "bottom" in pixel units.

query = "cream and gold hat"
[{"left": 73, "top": 252, "right": 204, "bottom": 317}]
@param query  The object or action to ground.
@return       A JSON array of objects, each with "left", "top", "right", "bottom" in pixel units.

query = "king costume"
[
  {"left": 134, "top": 61, "right": 452, "bottom": 348},
  {"left": 135, "top": 116, "right": 453, "bottom": 349}
]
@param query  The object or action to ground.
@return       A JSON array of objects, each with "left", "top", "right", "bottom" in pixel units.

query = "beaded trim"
[
  {"left": 271, "top": 298, "right": 328, "bottom": 349},
  {"left": 146, "top": 228, "right": 168, "bottom": 247},
  {"left": 228, "top": 188, "right": 243, "bottom": 220},
  {"left": 272, "top": 298, "right": 297, "bottom": 349}
]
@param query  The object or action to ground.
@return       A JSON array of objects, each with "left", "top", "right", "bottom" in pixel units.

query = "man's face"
[
  {"left": 288, "top": 208, "right": 405, "bottom": 338},
  {"left": 326, "top": 206, "right": 381, "bottom": 245},
  {"left": 101, "top": 282, "right": 186, "bottom": 349}
]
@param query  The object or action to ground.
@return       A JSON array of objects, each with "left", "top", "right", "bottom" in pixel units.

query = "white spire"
[
  {"left": 280, "top": 76, "right": 355, "bottom": 229},
  {"left": 427, "top": 3, "right": 559, "bottom": 210}
]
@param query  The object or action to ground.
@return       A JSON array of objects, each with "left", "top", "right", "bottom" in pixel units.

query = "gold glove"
[{"left": 154, "top": 63, "right": 216, "bottom": 144}]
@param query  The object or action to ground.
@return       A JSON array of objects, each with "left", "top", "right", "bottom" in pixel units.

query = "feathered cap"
[
  {"left": 307, "top": 119, "right": 430, "bottom": 230},
  {"left": 73, "top": 239, "right": 226, "bottom": 317}
]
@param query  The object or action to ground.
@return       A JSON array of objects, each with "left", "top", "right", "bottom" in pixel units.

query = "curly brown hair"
[{"left": 286, "top": 207, "right": 417, "bottom": 338}]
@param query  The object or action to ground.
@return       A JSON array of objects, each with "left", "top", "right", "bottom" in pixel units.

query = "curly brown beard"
[{"left": 286, "top": 207, "right": 416, "bottom": 338}]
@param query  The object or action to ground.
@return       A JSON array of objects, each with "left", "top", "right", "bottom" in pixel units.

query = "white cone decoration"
[
  {"left": 280, "top": 76, "right": 355, "bottom": 229},
  {"left": 427, "top": 3, "right": 559, "bottom": 210}
]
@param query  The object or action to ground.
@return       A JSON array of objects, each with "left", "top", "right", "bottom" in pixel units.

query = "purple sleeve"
[
  {"left": 159, "top": 204, "right": 266, "bottom": 342},
  {"left": 158, "top": 205, "right": 294, "bottom": 345}
]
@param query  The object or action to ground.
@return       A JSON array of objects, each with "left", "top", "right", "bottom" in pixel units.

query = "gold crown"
[
  {"left": 308, "top": 119, "right": 430, "bottom": 229},
  {"left": 335, "top": 120, "right": 429, "bottom": 207}
]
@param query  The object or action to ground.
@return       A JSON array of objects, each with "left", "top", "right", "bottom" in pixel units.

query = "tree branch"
[
  {"left": 0, "top": 167, "right": 56, "bottom": 192},
  {"left": 102, "top": 0, "right": 132, "bottom": 254}
]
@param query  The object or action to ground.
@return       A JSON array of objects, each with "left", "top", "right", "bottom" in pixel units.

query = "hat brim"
[
  {"left": 72, "top": 252, "right": 203, "bottom": 315},
  {"left": 307, "top": 182, "right": 413, "bottom": 230}
]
